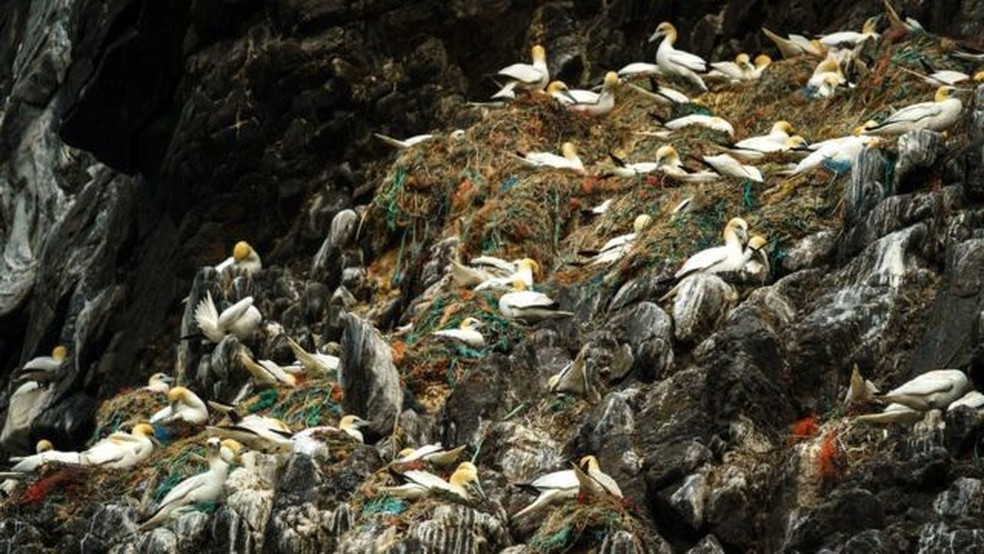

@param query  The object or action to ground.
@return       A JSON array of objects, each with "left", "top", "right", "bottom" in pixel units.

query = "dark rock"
[
  {"left": 686, "top": 534, "right": 726, "bottom": 554},
  {"left": 670, "top": 275, "right": 737, "bottom": 344},
  {"left": 607, "top": 301, "right": 674, "bottom": 382},
  {"left": 340, "top": 312, "right": 403, "bottom": 435},
  {"left": 783, "top": 488, "right": 884, "bottom": 551},
  {"left": 894, "top": 130, "right": 945, "bottom": 194}
]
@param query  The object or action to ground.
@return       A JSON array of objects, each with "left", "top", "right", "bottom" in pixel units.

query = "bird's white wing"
[
  {"left": 218, "top": 296, "right": 256, "bottom": 328},
  {"left": 506, "top": 290, "right": 557, "bottom": 309},
  {"left": 887, "top": 370, "right": 966, "bottom": 397},
  {"left": 668, "top": 49, "right": 709, "bottom": 72},
  {"left": 403, "top": 470, "right": 451, "bottom": 490},
  {"left": 881, "top": 101, "right": 943, "bottom": 125},
  {"left": 156, "top": 472, "right": 208, "bottom": 509},
  {"left": 598, "top": 233, "right": 635, "bottom": 254},
  {"left": 675, "top": 246, "right": 728, "bottom": 277},
  {"left": 194, "top": 293, "right": 223, "bottom": 342},
  {"left": 523, "top": 152, "right": 568, "bottom": 167},
  {"left": 497, "top": 63, "right": 543, "bottom": 84},
  {"left": 617, "top": 62, "right": 662, "bottom": 78},
  {"left": 710, "top": 61, "right": 742, "bottom": 78},
  {"left": 568, "top": 89, "right": 600, "bottom": 104},
  {"left": 469, "top": 256, "right": 516, "bottom": 274},
  {"left": 530, "top": 469, "right": 578, "bottom": 490},
  {"left": 732, "top": 135, "right": 783, "bottom": 151},
  {"left": 819, "top": 31, "right": 864, "bottom": 46}
]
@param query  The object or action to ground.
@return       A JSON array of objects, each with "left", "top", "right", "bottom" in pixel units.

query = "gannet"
[
  {"left": 548, "top": 347, "right": 597, "bottom": 400},
  {"left": 896, "top": 64, "right": 982, "bottom": 86},
  {"left": 862, "top": 86, "right": 964, "bottom": 136},
  {"left": 513, "top": 142, "right": 586, "bottom": 174},
  {"left": 663, "top": 114, "right": 735, "bottom": 138},
  {"left": 616, "top": 62, "right": 663, "bottom": 80},
  {"left": 608, "top": 152, "right": 661, "bottom": 177},
  {"left": 761, "top": 27, "right": 826, "bottom": 59},
  {"left": 791, "top": 131, "right": 877, "bottom": 176},
  {"left": 514, "top": 468, "right": 579, "bottom": 518},
  {"left": 733, "top": 121, "right": 794, "bottom": 151},
  {"left": 586, "top": 198, "right": 612, "bottom": 215},
  {"left": 207, "top": 413, "right": 294, "bottom": 453},
  {"left": 649, "top": 22, "right": 710, "bottom": 91},
  {"left": 238, "top": 350, "right": 298, "bottom": 387},
  {"left": 143, "top": 373, "right": 173, "bottom": 394},
  {"left": 574, "top": 455, "right": 623, "bottom": 498},
  {"left": 491, "top": 45, "right": 549, "bottom": 99},
  {"left": 373, "top": 133, "right": 435, "bottom": 149},
  {"left": 674, "top": 217, "right": 749, "bottom": 278},
  {"left": 214, "top": 241, "right": 262, "bottom": 275},
  {"left": 726, "top": 135, "right": 809, "bottom": 163},
  {"left": 874, "top": 369, "right": 971, "bottom": 412},
  {"left": 498, "top": 280, "right": 573, "bottom": 322},
  {"left": 381, "top": 461, "right": 484, "bottom": 500},
  {"left": 568, "top": 72, "right": 619, "bottom": 116},
  {"left": 6, "top": 440, "right": 81, "bottom": 472},
  {"left": 194, "top": 292, "right": 262, "bottom": 343},
  {"left": 947, "top": 390, "right": 984, "bottom": 412},
  {"left": 137, "top": 438, "right": 231, "bottom": 531},
  {"left": 806, "top": 59, "right": 845, "bottom": 98},
  {"left": 708, "top": 53, "right": 756, "bottom": 82},
  {"left": 150, "top": 386, "right": 209, "bottom": 426},
  {"left": 431, "top": 317, "right": 485, "bottom": 348},
  {"left": 701, "top": 153, "right": 763, "bottom": 182},
  {"left": 80, "top": 423, "right": 155, "bottom": 468},
  {"left": 741, "top": 235, "right": 770, "bottom": 283},
  {"left": 393, "top": 444, "right": 467, "bottom": 467},
  {"left": 286, "top": 337, "right": 339, "bottom": 377},
  {"left": 818, "top": 17, "right": 880, "bottom": 49},
  {"left": 654, "top": 145, "right": 720, "bottom": 183},
  {"left": 288, "top": 415, "right": 369, "bottom": 458},
  {"left": 449, "top": 254, "right": 518, "bottom": 284},
  {"left": 338, "top": 414, "right": 371, "bottom": 443},
  {"left": 843, "top": 364, "right": 880, "bottom": 407},
  {"left": 474, "top": 258, "right": 539, "bottom": 291},
  {"left": 16, "top": 345, "right": 68, "bottom": 384},
  {"left": 585, "top": 214, "right": 653, "bottom": 266},
  {"left": 623, "top": 79, "right": 691, "bottom": 107}
]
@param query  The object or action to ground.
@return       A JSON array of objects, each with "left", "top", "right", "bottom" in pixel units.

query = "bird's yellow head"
[
  {"left": 546, "top": 81, "right": 568, "bottom": 94},
  {"left": 785, "top": 135, "right": 809, "bottom": 148},
  {"left": 821, "top": 72, "right": 843, "bottom": 88},
  {"left": 449, "top": 461, "right": 481, "bottom": 492},
  {"left": 754, "top": 54, "right": 772, "bottom": 69},
  {"left": 974, "top": 70, "right": 984, "bottom": 82},
  {"left": 735, "top": 53, "right": 751, "bottom": 65},
  {"left": 233, "top": 241, "right": 253, "bottom": 262},
  {"left": 166, "top": 386, "right": 190, "bottom": 403},
  {"left": 531, "top": 45, "right": 546, "bottom": 62},
  {"left": 36, "top": 439, "right": 54, "bottom": 453},
  {"left": 398, "top": 447, "right": 416, "bottom": 458},
  {"left": 773, "top": 121, "right": 794, "bottom": 135},
  {"left": 858, "top": 119, "right": 880, "bottom": 134},
  {"left": 725, "top": 217, "right": 750, "bottom": 244},
  {"left": 935, "top": 86, "right": 955, "bottom": 102},
  {"left": 518, "top": 258, "right": 540, "bottom": 275},
  {"left": 747, "top": 235, "right": 768, "bottom": 251},
  {"left": 561, "top": 142, "right": 579, "bottom": 160},
  {"left": 132, "top": 423, "right": 155, "bottom": 438},
  {"left": 51, "top": 345, "right": 68, "bottom": 361},
  {"left": 656, "top": 22, "right": 676, "bottom": 37},
  {"left": 603, "top": 71, "right": 619, "bottom": 88},
  {"left": 578, "top": 455, "right": 600, "bottom": 471},
  {"left": 633, "top": 213, "right": 653, "bottom": 233},
  {"left": 862, "top": 16, "right": 879, "bottom": 34},
  {"left": 460, "top": 317, "right": 483, "bottom": 331},
  {"left": 221, "top": 439, "right": 244, "bottom": 455},
  {"left": 817, "top": 59, "right": 841, "bottom": 74},
  {"left": 340, "top": 414, "right": 367, "bottom": 430},
  {"left": 655, "top": 145, "right": 679, "bottom": 165}
]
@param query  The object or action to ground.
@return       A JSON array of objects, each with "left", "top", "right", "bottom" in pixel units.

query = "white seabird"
[
  {"left": 862, "top": 86, "right": 964, "bottom": 136},
  {"left": 663, "top": 114, "right": 735, "bottom": 138},
  {"left": 574, "top": 455, "right": 623, "bottom": 498},
  {"left": 474, "top": 258, "right": 539, "bottom": 291},
  {"left": 513, "top": 468, "right": 579, "bottom": 518},
  {"left": 393, "top": 444, "right": 467, "bottom": 467},
  {"left": 214, "top": 241, "right": 262, "bottom": 275},
  {"left": 143, "top": 372, "right": 173, "bottom": 394},
  {"left": 16, "top": 345, "right": 68, "bottom": 384},
  {"left": 513, "top": 142, "right": 586, "bottom": 174},
  {"left": 674, "top": 217, "right": 749, "bottom": 279},
  {"left": 498, "top": 280, "right": 573, "bottom": 322},
  {"left": 492, "top": 45, "right": 549, "bottom": 100},
  {"left": 654, "top": 145, "right": 720, "bottom": 183},
  {"left": 374, "top": 133, "right": 435, "bottom": 149},
  {"left": 761, "top": 27, "right": 826, "bottom": 59},
  {"left": 150, "top": 386, "right": 209, "bottom": 426},
  {"left": 701, "top": 153, "right": 764, "bottom": 182},
  {"left": 79, "top": 423, "right": 156, "bottom": 469},
  {"left": 194, "top": 292, "right": 262, "bottom": 343},
  {"left": 844, "top": 364, "right": 880, "bottom": 407},
  {"left": 286, "top": 337, "right": 340, "bottom": 377},
  {"left": 6, "top": 439, "right": 81, "bottom": 473},
  {"left": 585, "top": 213, "right": 653, "bottom": 266},
  {"left": 381, "top": 461, "right": 484, "bottom": 500},
  {"left": 431, "top": 317, "right": 485, "bottom": 348},
  {"left": 207, "top": 413, "right": 294, "bottom": 453},
  {"left": 874, "top": 369, "right": 971, "bottom": 412},
  {"left": 238, "top": 350, "right": 298, "bottom": 387},
  {"left": 791, "top": 131, "right": 878, "bottom": 176},
  {"left": 137, "top": 438, "right": 232, "bottom": 531},
  {"left": 649, "top": 22, "right": 710, "bottom": 91},
  {"left": 818, "top": 17, "right": 880, "bottom": 49}
]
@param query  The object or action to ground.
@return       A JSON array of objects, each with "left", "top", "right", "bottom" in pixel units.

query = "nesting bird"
[
  {"left": 215, "top": 241, "right": 262, "bottom": 276},
  {"left": 474, "top": 257, "right": 539, "bottom": 291},
  {"left": 674, "top": 217, "right": 750, "bottom": 279},
  {"left": 663, "top": 114, "right": 736, "bottom": 138},
  {"left": 6, "top": 439, "right": 81, "bottom": 473},
  {"left": 150, "top": 386, "right": 209, "bottom": 426},
  {"left": 286, "top": 337, "right": 340, "bottom": 377},
  {"left": 498, "top": 280, "right": 573, "bottom": 322},
  {"left": 392, "top": 444, "right": 467, "bottom": 467},
  {"left": 513, "top": 142, "right": 586, "bottom": 174},
  {"left": 143, "top": 373, "right": 173, "bottom": 394},
  {"left": 583, "top": 213, "right": 653, "bottom": 266},
  {"left": 862, "top": 86, "right": 964, "bottom": 136},
  {"left": 649, "top": 22, "right": 710, "bottom": 91},
  {"left": 818, "top": 17, "right": 880, "bottom": 49},
  {"left": 492, "top": 45, "right": 549, "bottom": 99},
  {"left": 381, "top": 461, "right": 484, "bottom": 501},
  {"left": 701, "top": 153, "right": 763, "bottom": 182},
  {"left": 194, "top": 292, "right": 262, "bottom": 343},
  {"left": 15, "top": 345, "right": 68, "bottom": 384},
  {"left": 853, "top": 368, "right": 972, "bottom": 424},
  {"left": 238, "top": 350, "right": 298, "bottom": 387},
  {"left": 654, "top": 145, "right": 720, "bottom": 183},
  {"left": 761, "top": 27, "right": 826, "bottom": 59},
  {"left": 137, "top": 438, "right": 233, "bottom": 531},
  {"left": 431, "top": 317, "right": 485, "bottom": 348},
  {"left": 79, "top": 423, "right": 156, "bottom": 469}
]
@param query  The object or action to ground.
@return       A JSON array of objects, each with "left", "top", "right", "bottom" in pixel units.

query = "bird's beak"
[
  {"left": 648, "top": 30, "right": 664, "bottom": 43},
  {"left": 738, "top": 228, "right": 749, "bottom": 245},
  {"left": 562, "top": 90, "right": 578, "bottom": 104},
  {"left": 472, "top": 480, "right": 487, "bottom": 501}
]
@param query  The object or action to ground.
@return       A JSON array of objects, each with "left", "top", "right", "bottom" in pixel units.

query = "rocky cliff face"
[{"left": 2, "top": 0, "right": 984, "bottom": 552}]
